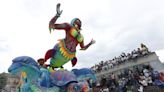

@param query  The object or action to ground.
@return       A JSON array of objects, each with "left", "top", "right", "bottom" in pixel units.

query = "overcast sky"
[{"left": 0, "top": 0, "right": 164, "bottom": 73}]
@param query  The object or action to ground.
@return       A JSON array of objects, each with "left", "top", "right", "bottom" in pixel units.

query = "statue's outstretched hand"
[
  {"left": 91, "top": 39, "right": 96, "bottom": 45},
  {"left": 56, "top": 3, "right": 63, "bottom": 17}
]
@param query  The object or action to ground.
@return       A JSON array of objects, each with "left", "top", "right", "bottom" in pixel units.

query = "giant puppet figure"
[{"left": 44, "top": 3, "right": 95, "bottom": 69}]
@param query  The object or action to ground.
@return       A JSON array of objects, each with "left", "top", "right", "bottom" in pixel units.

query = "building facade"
[{"left": 0, "top": 73, "right": 20, "bottom": 92}]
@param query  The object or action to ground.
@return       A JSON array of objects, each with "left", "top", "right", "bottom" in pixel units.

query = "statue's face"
[
  {"left": 74, "top": 24, "right": 80, "bottom": 31},
  {"left": 74, "top": 19, "right": 81, "bottom": 31}
]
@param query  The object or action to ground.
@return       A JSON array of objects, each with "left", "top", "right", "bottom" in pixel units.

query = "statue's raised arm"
[{"left": 49, "top": 3, "right": 70, "bottom": 33}]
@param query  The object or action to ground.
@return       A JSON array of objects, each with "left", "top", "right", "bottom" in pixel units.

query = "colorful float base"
[{"left": 8, "top": 56, "right": 96, "bottom": 92}]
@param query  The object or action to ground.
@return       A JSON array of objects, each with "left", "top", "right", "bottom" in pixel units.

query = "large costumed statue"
[
  {"left": 7, "top": 3, "right": 97, "bottom": 92},
  {"left": 44, "top": 3, "right": 95, "bottom": 69}
]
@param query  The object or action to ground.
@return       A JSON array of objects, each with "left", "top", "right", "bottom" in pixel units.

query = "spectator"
[
  {"left": 127, "top": 53, "right": 132, "bottom": 60},
  {"left": 131, "top": 49, "right": 138, "bottom": 59},
  {"left": 108, "top": 60, "right": 114, "bottom": 68},
  {"left": 159, "top": 72, "right": 164, "bottom": 82},
  {"left": 137, "top": 48, "right": 142, "bottom": 56},
  {"left": 37, "top": 58, "right": 49, "bottom": 68},
  {"left": 138, "top": 85, "right": 144, "bottom": 92},
  {"left": 111, "top": 73, "right": 117, "bottom": 87},
  {"left": 146, "top": 76, "right": 153, "bottom": 85},
  {"left": 139, "top": 73, "right": 148, "bottom": 87},
  {"left": 140, "top": 43, "right": 149, "bottom": 55},
  {"left": 143, "top": 68, "right": 149, "bottom": 77},
  {"left": 100, "top": 76, "right": 106, "bottom": 88}
]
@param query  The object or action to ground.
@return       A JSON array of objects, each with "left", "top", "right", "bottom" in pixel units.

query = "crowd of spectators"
[
  {"left": 91, "top": 64, "right": 164, "bottom": 92},
  {"left": 91, "top": 43, "right": 151, "bottom": 73}
]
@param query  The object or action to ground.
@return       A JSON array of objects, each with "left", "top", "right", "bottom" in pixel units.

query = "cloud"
[
  {"left": 156, "top": 49, "right": 164, "bottom": 63},
  {"left": 0, "top": 37, "right": 12, "bottom": 72},
  {"left": 0, "top": 38, "right": 11, "bottom": 52}
]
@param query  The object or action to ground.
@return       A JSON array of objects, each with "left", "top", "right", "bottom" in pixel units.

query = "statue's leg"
[
  {"left": 45, "top": 44, "right": 59, "bottom": 62},
  {"left": 45, "top": 46, "right": 57, "bottom": 72},
  {"left": 44, "top": 49, "right": 57, "bottom": 62},
  {"left": 71, "top": 57, "right": 77, "bottom": 67}
]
